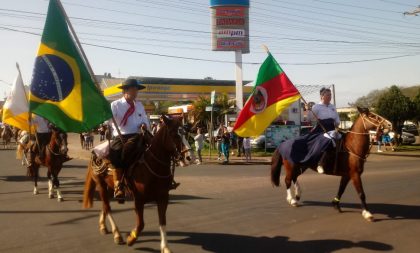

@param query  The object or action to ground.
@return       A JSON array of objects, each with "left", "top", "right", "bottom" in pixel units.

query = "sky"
[{"left": 0, "top": 0, "right": 419, "bottom": 107}]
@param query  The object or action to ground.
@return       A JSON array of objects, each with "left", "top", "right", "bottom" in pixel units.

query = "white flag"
[{"left": 2, "top": 65, "right": 32, "bottom": 131}]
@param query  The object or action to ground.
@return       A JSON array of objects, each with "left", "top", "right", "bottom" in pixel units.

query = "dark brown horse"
[
  {"left": 27, "top": 128, "right": 68, "bottom": 201},
  {"left": 270, "top": 107, "right": 392, "bottom": 221},
  {"left": 83, "top": 116, "right": 190, "bottom": 251},
  {"left": 1, "top": 125, "right": 13, "bottom": 149}
]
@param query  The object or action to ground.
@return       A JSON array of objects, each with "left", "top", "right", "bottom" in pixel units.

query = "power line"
[{"left": 1, "top": 24, "right": 419, "bottom": 66}]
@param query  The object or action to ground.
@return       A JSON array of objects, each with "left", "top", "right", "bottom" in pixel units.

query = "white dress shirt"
[
  {"left": 110, "top": 97, "right": 150, "bottom": 136},
  {"left": 32, "top": 115, "right": 51, "bottom": 133},
  {"left": 308, "top": 102, "right": 340, "bottom": 127}
]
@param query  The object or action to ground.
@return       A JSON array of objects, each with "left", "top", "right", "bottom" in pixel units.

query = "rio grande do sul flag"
[
  {"left": 29, "top": 0, "right": 112, "bottom": 133},
  {"left": 233, "top": 53, "right": 301, "bottom": 137},
  {"left": 2, "top": 66, "right": 34, "bottom": 131}
]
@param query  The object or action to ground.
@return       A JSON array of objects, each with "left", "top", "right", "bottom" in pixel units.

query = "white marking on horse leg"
[
  {"left": 107, "top": 213, "right": 122, "bottom": 244},
  {"left": 48, "top": 180, "right": 54, "bottom": 199},
  {"left": 286, "top": 188, "right": 298, "bottom": 207},
  {"left": 362, "top": 210, "right": 374, "bottom": 221},
  {"left": 294, "top": 181, "right": 302, "bottom": 200},
  {"left": 33, "top": 186, "right": 38, "bottom": 195},
  {"left": 160, "top": 225, "right": 171, "bottom": 253},
  {"left": 56, "top": 188, "right": 63, "bottom": 202}
]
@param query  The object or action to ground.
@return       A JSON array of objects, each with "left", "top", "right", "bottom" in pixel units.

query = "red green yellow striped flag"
[{"left": 233, "top": 53, "right": 301, "bottom": 137}]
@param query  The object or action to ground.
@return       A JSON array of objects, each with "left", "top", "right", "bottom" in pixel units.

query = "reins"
[{"left": 343, "top": 112, "right": 388, "bottom": 161}]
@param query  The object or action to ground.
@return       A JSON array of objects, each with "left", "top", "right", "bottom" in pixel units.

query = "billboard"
[{"left": 210, "top": 1, "right": 250, "bottom": 53}]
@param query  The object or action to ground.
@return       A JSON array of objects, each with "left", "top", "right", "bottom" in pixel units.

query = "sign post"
[
  {"left": 209, "top": 90, "right": 216, "bottom": 160},
  {"left": 210, "top": 0, "right": 249, "bottom": 111}
]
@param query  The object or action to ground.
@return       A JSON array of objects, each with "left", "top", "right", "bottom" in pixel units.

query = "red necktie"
[{"left": 120, "top": 100, "right": 135, "bottom": 127}]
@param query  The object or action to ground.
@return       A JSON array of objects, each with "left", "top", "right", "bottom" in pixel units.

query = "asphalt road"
[{"left": 0, "top": 149, "right": 419, "bottom": 253}]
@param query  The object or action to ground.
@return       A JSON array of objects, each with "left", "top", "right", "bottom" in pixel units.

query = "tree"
[
  {"left": 375, "top": 86, "right": 413, "bottom": 144},
  {"left": 411, "top": 88, "right": 420, "bottom": 126},
  {"left": 191, "top": 96, "right": 211, "bottom": 131},
  {"left": 349, "top": 89, "right": 386, "bottom": 108}
]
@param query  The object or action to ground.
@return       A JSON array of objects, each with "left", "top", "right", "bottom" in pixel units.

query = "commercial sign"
[{"left": 210, "top": 0, "right": 250, "bottom": 53}]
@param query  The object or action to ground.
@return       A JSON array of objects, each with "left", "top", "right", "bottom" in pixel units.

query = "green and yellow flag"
[
  {"left": 233, "top": 53, "right": 301, "bottom": 137},
  {"left": 29, "top": 0, "right": 112, "bottom": 132}
]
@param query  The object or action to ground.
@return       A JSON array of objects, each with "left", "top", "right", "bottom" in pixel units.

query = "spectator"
[
  {"left": 243, "top": 137, "right": 251, "bottom": 162},
  {"left": 216, "top": 123, "right": 224, "bottom": 161},
  {"left": 194, "top": 128, "right": 204, "bottom": 165},
  {"left": 236, "top": 135, "right": 244, "bottom": 157},
  {"left": 221, "top": 127, "right": 231, "bottom": 164},
  {"left": 376, "top": 128, "right": 383, "bottom": 152}
]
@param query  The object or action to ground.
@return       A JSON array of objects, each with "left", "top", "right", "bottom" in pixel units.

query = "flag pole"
[
  {"left": 55, "top": 0, "right": 124, "bottom": 139},
  {"left": 261, "top": 45, "right": 327, "bottom": 133}
]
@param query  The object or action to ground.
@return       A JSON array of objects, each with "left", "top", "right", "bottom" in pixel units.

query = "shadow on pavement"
[
  {"left": 136, "top": 231, "right": 393, "bottom": 253},
  {"left": 302, "top": 201, "right": 420, "bottom": 221}
]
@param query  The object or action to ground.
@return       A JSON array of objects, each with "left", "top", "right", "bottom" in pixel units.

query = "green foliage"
[
  {"left": 411, "top": 88, "right": 420, "bottom": 123},
  {"left": 376, "top": 86, "right": 413, "bottom": 137},
  {"left": 349, "top": 89, "right": 386, "bottom": 108},
  {"left": 152, "top": 101, "right": 177, "bottom": 115}
]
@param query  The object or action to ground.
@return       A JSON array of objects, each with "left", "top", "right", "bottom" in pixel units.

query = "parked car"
[
  {"left": 250, "top": 135, "right": 265, "bottom": 149},
  {"left": 401, "top": 131, "right": 416, "bottom": 145},
  {"left": 402, "top": 124, "right": 419, "bottom": 136}
]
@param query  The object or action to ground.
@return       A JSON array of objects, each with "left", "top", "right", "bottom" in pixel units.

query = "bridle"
[
  {"left": 139, "top": 123, "right": 185, "bottom": 178},
  {"left": 344, "top": 111, "right": 390, "bottom": 161}
]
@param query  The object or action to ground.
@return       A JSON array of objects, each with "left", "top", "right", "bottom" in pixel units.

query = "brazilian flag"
[{"left": 29, "top": 0, "right": 112, "bottom": 133}]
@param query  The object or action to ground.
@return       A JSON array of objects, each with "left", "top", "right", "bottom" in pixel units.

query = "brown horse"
[
  {"left": 83, "top": 116, "right": 190, "bottom": 251},
  {"left": 270, "top": 107, "right": 392, "bottom": 221},
  {"left": 1, "top": 125, "right": 13, "bottom": 149},
  {"left": 27, "top": 128, "right": 68, "bottom": 201}
]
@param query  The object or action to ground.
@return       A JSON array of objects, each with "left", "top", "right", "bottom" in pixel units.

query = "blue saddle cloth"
[{"left": 277, "top": 119, "right": 336, "bottom": 166}]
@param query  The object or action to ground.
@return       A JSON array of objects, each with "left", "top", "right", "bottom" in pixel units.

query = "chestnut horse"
[
  {"left": 271, "top": 107, "right": 392, "bottom": 221},
  {"left": 83, "top": 116, "right": 190, "bottom": 252},
  {"left": 27, "top": 128, "right": 68, "bottom": 201}
]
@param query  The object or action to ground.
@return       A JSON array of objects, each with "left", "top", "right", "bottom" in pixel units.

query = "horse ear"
[{"left": 357, "top": 107, "right": 369, "bottom": 114}]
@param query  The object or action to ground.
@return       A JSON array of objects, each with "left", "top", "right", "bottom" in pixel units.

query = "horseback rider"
[
  {"left": 30, "top": 114, "right": 52, "bottom": 164},
  {"left": 307, "top": 87, "right": 340, "bottom": 174},
  {"left": 108, "top": 78, "right": 150, "bottom": 201}
]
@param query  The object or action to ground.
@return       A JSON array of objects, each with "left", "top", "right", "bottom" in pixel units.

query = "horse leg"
[
  {"left": 284, "top": 163, "right": 298, "bottom": 207},
  {"left": 47, "top": 171, "right": 54, "bottom": 199},
  {"left": 127, "top": 196, "right": 145, "bottom": 246},
  {"left": 33, "top": 165, "right": 40, "bottom": 195},
  {"left": 293, "top": 179, "right": 302, "bottom": 201},
  {"left": 53, "top": 175, "right": 63, "bottom": 202},
  {"left": 98, "top": 180, "right": 123, "bottom": 244},
  {"left": 157, "top": 197, "right": 171, "bottom": 253},
  {"left": 351, "top": 174, "right": 374, "bottom": 221},
  {"left": 332, "top": 176, "right": 350, "bottom": 213}
]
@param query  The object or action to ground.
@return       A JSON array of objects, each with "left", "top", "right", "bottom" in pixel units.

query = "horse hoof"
[
  {"left": 162, "top": 247, "right": 172, "bottom": 253},
  {"left": 49, "top": 194, "right": 54, "bottom": 199},
  {"left": 362, "top": 210, "right": 374, "bottom": 222},
  {"left": 287, "top": 198, "right": 298, "bottom": 207},
  {"left": 295, "top": 195, "right": 301, "bottom": 201},
  {"left": 126, "top": 235, "right": 136, "bottom": 246},
  {"left": 57, "top": 197, "right": 64, "bottom": 202},
  {"left": 33, "top": 190, "right": 39, "bottom": 195},
  {"left": 114, "top": 236, "right": 124, "bottom": 245}
]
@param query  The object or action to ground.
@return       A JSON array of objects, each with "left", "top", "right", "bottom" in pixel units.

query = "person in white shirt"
[
  {"left": 194, "top": 128, "right": 204, "bottom": 164},
  {"left": 31, "top": 114, "right": 52, "bottom": 162},
  {"left": 108, "top": 78, "right": 150, "bottom": 201},
  {"left": 307, "top": 87, "right": 340, "bottom": 174},
  {"left": 243, "top": 137, "right": 251, "bottom": 162}
]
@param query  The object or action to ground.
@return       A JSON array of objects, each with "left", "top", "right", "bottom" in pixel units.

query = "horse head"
[
  {"left": 357, "top": 107, "right": 392, "bottom": 132},
  {"left": 159, "top": 115, "right": 189, "bottom": 163}
]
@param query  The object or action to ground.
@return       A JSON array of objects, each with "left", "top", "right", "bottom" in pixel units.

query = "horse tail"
[
  {"left": 82, "top": 163, "right": 96, "bottom": 209},
  {"left": 270, "top": 148, "right": 283, "bottom": 187}
]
